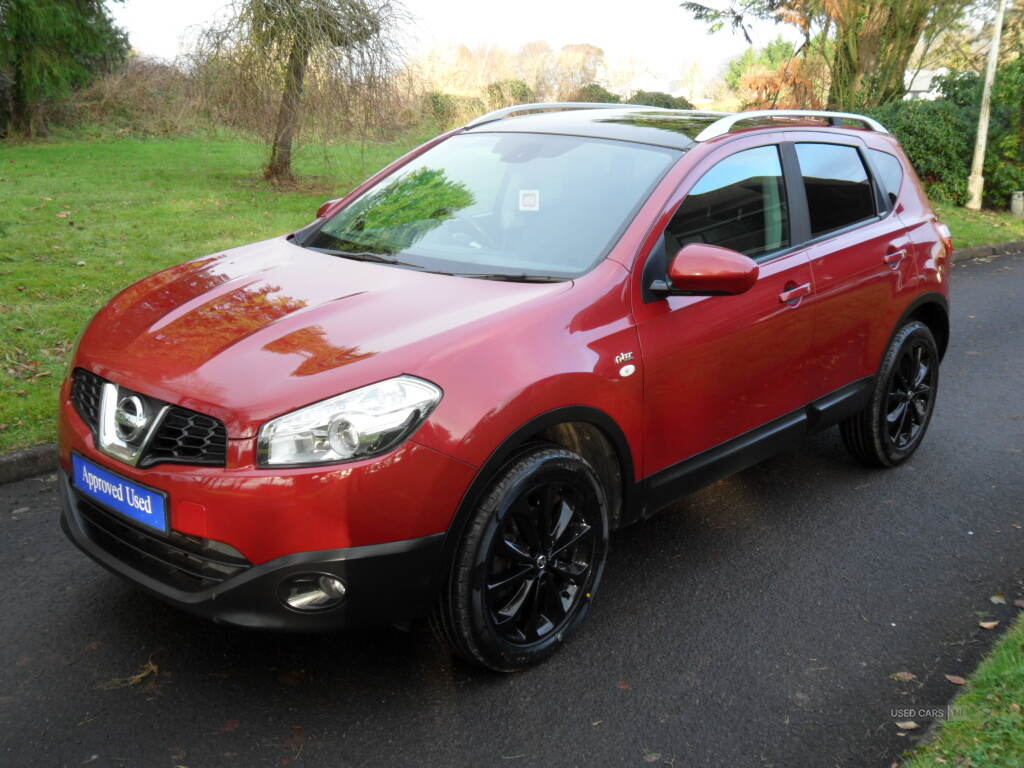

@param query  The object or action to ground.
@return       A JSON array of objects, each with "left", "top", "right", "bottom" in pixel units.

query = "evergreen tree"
[{"left": 0, "top": 0, "right": 128, "bottom": 136}]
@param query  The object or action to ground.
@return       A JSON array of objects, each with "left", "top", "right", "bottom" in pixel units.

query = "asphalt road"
[{"left": 2, "top": 253, "right": 1023, "bottom": 768}]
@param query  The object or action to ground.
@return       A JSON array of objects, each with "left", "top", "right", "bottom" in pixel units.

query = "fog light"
[{"left": 280, "top": 573, "right": 347, "bottom": 611}]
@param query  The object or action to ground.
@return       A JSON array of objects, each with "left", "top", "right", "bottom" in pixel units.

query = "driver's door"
[{"left": 633, "top": 142, "right": 815, "bottom": 488}]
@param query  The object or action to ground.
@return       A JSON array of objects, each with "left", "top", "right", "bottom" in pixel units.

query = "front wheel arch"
[{"left": 429, "top": 406, "right": 637, "bottom": 609}]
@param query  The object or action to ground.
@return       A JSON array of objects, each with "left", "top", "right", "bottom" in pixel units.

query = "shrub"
[
  {"left": 933, "top": 62, "right": 1023, "bottom": 209},
  {"left": 422, "top": 91, "right": 485, "bottom": 128},
  {"left": 70, "top": 56, "right": 200, "bottom": 136},
  {"left": 567, "top": 83, "right": 620, "bottom": 103},
  {"left": 485, "top": 79, "right": 535, "bottom": 109},
  {"left": 864, "top": 100, "right": 973, "bottom": 204},
  {"left": 628, "top": 90, "right": 694, "bottom": 110},
  {"left": 867, "top": 63, "right": 1023, "bottom": 209}
]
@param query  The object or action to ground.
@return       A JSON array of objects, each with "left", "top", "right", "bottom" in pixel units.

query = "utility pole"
[{"left": 966, "top": 0, "right": 1008, "bottom": 210}]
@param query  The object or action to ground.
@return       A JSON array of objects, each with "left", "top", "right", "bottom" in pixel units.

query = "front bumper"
[{"left": 59, "top": 469, "right": 445, "bottom": 630}]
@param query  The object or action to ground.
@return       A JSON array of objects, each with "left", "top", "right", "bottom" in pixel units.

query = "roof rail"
[
  {"left": 694, "top": 109, "right": 888, "bottom": 141},
  {"left": 465, "top": 102, "right": 657, "bottom": 128}
]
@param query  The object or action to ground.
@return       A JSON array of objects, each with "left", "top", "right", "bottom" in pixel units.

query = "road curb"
[
  {"left": 0, "top": 444, "right": 58, "bottom": 485},
  {"left": 953, "top": 240, "right": 1024, "bottom": 262},
  {"left": 0, "top": 243, "right": 1021, "bottom": 486}
]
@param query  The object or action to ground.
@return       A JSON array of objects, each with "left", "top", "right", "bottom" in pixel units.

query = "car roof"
[
  {"left": 463, "top": 106, "right": 887, "bottom": 151},
  {"left": 464, "top": 108, "right": 715, "bottom": 150}
]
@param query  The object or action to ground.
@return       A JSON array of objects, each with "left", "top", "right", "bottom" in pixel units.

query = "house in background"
[{"left": 905, "top": 68, "right": 948, "bottom": 100}]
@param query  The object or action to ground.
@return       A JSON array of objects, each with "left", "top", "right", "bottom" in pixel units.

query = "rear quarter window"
[
  {"left": 795, "top": 143, "right": 876, "bottom": 238},
  {"left": 868, "top": 148, "right": 904, "bottom": 206}
]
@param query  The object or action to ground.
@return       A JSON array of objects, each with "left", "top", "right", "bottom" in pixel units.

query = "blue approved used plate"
[{"left": 72, "top": 454, "right": 169, "bottom": 534}]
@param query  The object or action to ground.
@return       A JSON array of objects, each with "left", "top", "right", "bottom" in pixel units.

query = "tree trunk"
[
  {"left": 827, "top": 33, "right": 858, "bottom": 109},
  {"left": 265, "top": 37, "right": 310, "bottom": 182},
  {"left": 827, "top": 0, "right": 930, "bottom": 110}
]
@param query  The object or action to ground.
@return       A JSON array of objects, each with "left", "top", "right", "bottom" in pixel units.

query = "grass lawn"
[
  {"left": 933, "top": 201, "right": 1024, "bottom": 249},
  {"left": 0, "top": 130, "right": 431, "bottom": 452},
  {"left": 908, "top": 616, "right": 1024, "bottom": 767},
  {"left": 0, "top": 133, "right": 1022, "bottom": 453}
]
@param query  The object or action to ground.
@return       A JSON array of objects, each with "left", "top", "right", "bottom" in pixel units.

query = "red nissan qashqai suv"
[{"left": 59, "top": 105, "right": 951, "bottom": 671}]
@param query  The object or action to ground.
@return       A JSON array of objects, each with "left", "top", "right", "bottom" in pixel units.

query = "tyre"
[
  {"left": 432, "top": 445, "right": 610, "bottom": 672},
  {"left": 840, "top": 320, "right": 939, "bottom": 467}
]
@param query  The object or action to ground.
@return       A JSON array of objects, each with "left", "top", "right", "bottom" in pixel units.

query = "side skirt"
[{"left": 638, "top": 376, "right": 874, "bottom": 517}]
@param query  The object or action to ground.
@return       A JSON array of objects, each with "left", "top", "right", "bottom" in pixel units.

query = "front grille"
[
  {"left": 70, "top": 368, "right": 228, "bottom": 468},
  {"left": 76, "top": 494, "right": 251, "bottom": 591},
  {"left": 142, "top": 408, "right": 228, "bottom": 468},
  {"left": 71, "top": 369, "right": 103, "bottom": 430}
]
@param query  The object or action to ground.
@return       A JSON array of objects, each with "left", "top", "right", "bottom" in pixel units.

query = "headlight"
[{"left": 257, "top": 376, "right": 442, "bottom": 466}]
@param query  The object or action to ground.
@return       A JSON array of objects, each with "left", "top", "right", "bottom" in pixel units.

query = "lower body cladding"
[{"left": 58, "top": 471, "right": 445, "bottom": 630}]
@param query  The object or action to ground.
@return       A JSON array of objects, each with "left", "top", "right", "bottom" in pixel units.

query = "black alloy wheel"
[
  {"left": 885, "top": 339, "right": 936, "bottom": 450},
  {"left": 432, "top": 446, "right": 609, "bottom": 671},
  {"left": 841, "top": 320, "right": 940, "bottom": 467},
  {"left": 485, "top": 477, "right": 597, "bottom": 645}
]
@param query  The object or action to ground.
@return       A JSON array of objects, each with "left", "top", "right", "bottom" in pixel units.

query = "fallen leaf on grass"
[
  {"left": 895, "top": 721, "right": 920, "bottom": 730},
  {"left": 97, "top": 655, "right": 159, "bottom": 690},
  {"left": 890, "top": 671, "right": 917, "bottom": 682},
  {"left": 945, "top": 674, "right": 967, "bottom": 685},
  {"left": 990, "top": 593, "right": 1007, "bottom": 605},
  {"left": 56, "top": 210, "right": 72, "bottom": 218},
  {"left": 979, "top": 621, "right": 999, "bottom": 630}
]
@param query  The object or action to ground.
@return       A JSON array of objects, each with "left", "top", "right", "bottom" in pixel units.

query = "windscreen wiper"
[
  {"left": 455, "top": 273, "right": 567, "bottom": 283},
  {"left": 307, "top": 247, "right": 425, "bottom": 269}
]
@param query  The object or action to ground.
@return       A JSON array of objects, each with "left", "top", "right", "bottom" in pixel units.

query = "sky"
[{"left": 109, "top": 0, "right": 796, "bottom": 85}]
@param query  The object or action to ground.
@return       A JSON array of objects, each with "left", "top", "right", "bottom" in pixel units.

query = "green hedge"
[
  {"left": 863, "top": 100, "right": 973, "bottom": 204},
  {"left": 863, "top": 61, "right": 1023, "bottom": 209},
  {"left": 628, "top": 90, "right": 694, "bottom": 110}
]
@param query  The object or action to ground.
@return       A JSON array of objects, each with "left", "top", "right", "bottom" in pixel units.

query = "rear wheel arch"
[{"left": 890, "top": 293, "right": 950, "bottom": 362}]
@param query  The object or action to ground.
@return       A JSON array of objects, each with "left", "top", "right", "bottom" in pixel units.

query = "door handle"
[
  {"left": 778, "top": 282, "right": 812, "bottom": 305},
  {"left": 884, "top": 248, "right": 907, "bottom": 268}
]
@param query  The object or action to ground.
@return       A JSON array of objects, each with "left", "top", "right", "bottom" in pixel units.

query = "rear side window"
[
  {"left": 795, "top": 143, "right": 875, "bottom": 237},
  {"left": 869, "top": 149, "right": 904, "bottom": 205},
  {"left": 667, "top": 145, "right": 789, "bottom": 258}
]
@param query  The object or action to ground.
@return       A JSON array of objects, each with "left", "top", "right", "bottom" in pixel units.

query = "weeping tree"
[
  {"left": 193, "top": 0, "right": 404, "bottom": 182},
  {"left": 0, "top": 0, "right": 128, "bottom": 136}
]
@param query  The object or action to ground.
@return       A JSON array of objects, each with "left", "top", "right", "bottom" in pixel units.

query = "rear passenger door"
[{"left": 794, "top": 140, "right": 918, "bottom": 400}]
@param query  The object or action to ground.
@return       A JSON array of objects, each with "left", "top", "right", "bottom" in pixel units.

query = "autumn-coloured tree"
[
  {"left": 682, "top": 0, "right": 976, "bottom": 109},
  {"left": 739, "top": 56, "right": 826, "bottom": 108}
]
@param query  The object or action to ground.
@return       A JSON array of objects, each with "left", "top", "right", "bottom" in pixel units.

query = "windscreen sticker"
[{"left": 518, "top": 189, "right": 540, "bottom": 212}]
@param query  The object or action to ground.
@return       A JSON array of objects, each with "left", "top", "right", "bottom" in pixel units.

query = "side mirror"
[
  {"left": 316, "top": 198, "right": 342, "bottom": 219},
  {"left": 652, "top": 243, "right": 759, "bottom": 297}
]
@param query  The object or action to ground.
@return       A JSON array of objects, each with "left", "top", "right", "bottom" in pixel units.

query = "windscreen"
[{"left": 303, "top": 132, "right": 680, "bottom": 279}]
